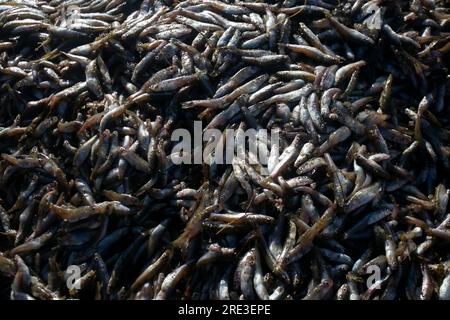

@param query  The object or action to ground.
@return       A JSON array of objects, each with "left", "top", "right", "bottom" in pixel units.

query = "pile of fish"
[{"left": 0, "top": 0, "right": 449, "bottom": 300}]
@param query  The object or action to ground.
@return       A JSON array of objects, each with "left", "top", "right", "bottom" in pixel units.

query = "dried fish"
[{"left": 0, "top": 0, "right": 448, "bottom": 302}]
